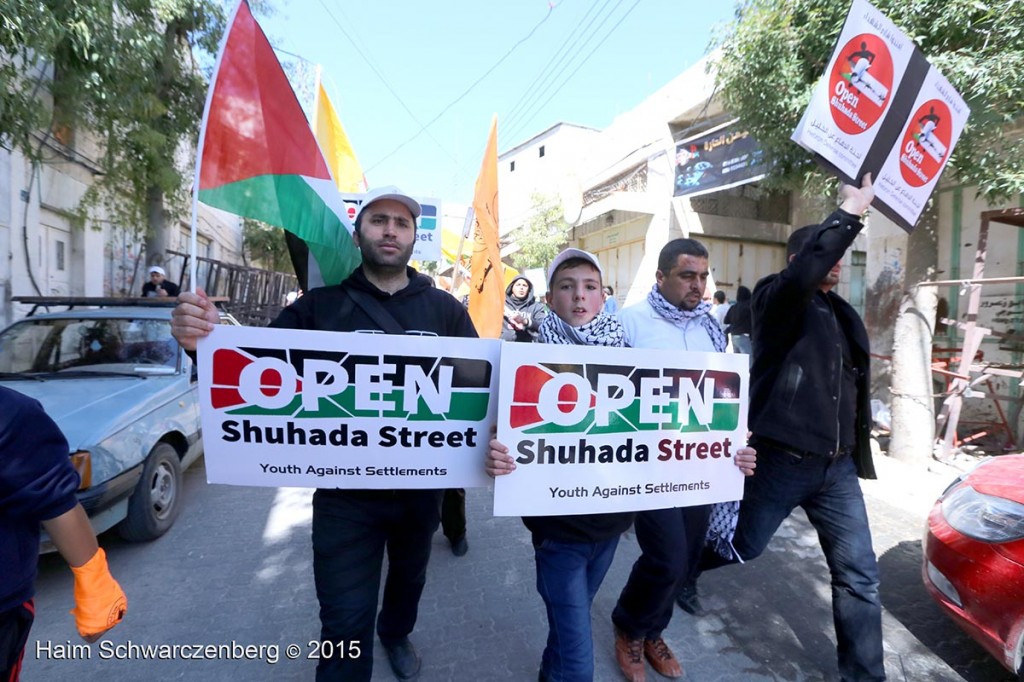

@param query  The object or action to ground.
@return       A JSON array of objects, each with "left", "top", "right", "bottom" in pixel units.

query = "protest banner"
[
  {"left": 494, "top": 342, "right": 749, "bottom": 516},
  {"left": 198, "top": 325, "right": 499, "bottom": 489},
  {"left": 791, "top": 0, "right": 969, "bottom": 232}
]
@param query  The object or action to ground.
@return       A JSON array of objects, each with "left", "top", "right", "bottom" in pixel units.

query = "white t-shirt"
[
  {"left": 619, "top": 298, "right": 718, "bottom": 351},
  {"left": 711, "top": 302, "right": 731, "bottom": 330}
]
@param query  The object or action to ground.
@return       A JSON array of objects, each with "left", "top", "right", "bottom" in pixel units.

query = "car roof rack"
[{"left": 12, "top": 296, "right": 228, "bottom": 317}]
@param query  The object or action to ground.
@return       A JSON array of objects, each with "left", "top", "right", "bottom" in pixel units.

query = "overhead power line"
[
  {"left": 364, "top": 3, "right": 558, "bottom": 174},
  {"left": 501, "top": 0, "right": 614, "bottom": 129},
  {"left": 315, "top": 0, "right": 465, "bottom": 173},
  {"left": 503, "top": 0, "right": 642, "bottom": 145}
]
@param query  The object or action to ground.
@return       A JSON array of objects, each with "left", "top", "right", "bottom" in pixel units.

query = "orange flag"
[{"left": 468, "top": 117, "right": 504, "bottom": 338}]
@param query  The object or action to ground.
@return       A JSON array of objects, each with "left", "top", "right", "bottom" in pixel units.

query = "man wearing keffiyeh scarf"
[{"left": 610, "top": 238, "right": 756, "bottom": 682}]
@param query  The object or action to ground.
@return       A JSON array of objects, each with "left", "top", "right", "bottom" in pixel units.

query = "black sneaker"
[
  {"left": 675, "top": 584, "right": 704, "bottom": 616},
  {"left": 450, "top": 535, "right": 469, "bottom": 557},
  {"left": 381, "top": 637, "right": 421, "bottom": 681}
]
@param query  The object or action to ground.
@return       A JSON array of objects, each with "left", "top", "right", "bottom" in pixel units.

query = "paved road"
[{"left": 22, "top": 455, "right": 1015, "bottom": 681}]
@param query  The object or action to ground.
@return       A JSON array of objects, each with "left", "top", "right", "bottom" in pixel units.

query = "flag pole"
[
  {"left": 189, "top": 0, "right": 245, "bottom": 294},
  {"left": 451, "top": 207, "right": 474, "bottom": 293}
]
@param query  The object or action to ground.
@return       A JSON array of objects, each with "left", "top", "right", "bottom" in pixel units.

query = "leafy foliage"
[
  {"left": 511, "top": 193, "right": 570, "bottom": 271},
  {"left": 712, "top": 0, "right": 1024, "bottom": 199},
  {"left": 0, "top": 0, "right": 226, "bottom": 231},
  {"left": 242, "top": 219, "right": 293, "bottom": 274}
]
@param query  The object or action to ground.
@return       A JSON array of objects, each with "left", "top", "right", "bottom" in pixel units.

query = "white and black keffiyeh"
[
  {"left": 537, "top": 311, "right": 626, "bottom": 347},
  {"left": 646, "top": 284, "right": 727, "bottom": 353},
  {"left": 646, "top": 284, "right": 737, "bottom": 558},
  {"left": 706, "top": 500, "right": 741, "bottom": 561}
]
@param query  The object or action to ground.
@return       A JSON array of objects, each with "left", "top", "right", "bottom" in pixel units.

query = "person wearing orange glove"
[{"left": 0, "top": 386, "right": 127, "bottom": 681}]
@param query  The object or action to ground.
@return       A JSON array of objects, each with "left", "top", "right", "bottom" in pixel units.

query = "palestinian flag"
[{"left": 197, "top": 0, "right": 359, "bottom": 289}]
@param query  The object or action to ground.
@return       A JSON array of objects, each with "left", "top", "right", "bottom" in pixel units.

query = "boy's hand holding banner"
[{"left": 494, "top": 343, "right": 749, "bottom": 516}]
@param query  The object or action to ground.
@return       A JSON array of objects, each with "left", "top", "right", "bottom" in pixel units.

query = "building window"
[
  {"left": 510, "top": 160, "right": 515, "bottom": 172},
  {"left": 56, "top": 240, "right": 66, "bottom": 271},
  {"left": 539, "top": 145, "right": 545, "bottom": 158}
]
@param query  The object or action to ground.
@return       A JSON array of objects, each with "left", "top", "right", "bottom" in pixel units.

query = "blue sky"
[{"left": 259, "top": 1, "right": 737, "bottom": 205}]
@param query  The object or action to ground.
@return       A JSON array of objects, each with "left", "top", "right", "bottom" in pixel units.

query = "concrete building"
[
  {"left": 0, "top": 135, "right": 245, "bottom": 328},
  {"left": 498, "top": 122, "right": 600, "bottom": 260},
  {"left": 561, "top": 56, "right": 801, "bottom": 312}
]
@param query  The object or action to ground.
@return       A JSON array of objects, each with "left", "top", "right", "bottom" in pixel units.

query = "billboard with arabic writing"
[{"left": 673, "top": 121, "right": 767, "bottom": 198}]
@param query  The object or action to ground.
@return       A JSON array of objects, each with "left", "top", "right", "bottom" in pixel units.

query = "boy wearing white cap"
[
  {"left": 486, "top": 248, "right": 756, "bottom": 681},
  {"left": 487, "top": 247, "right": 632, "bottom": 682}
]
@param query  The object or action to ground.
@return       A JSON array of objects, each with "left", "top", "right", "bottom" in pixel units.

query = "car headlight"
[
  {"left": 942, "top": 484, "right": 1024, "bottom": 542},
  {"left": 70, "top": 451, "right": 92, "bottom": 490}
]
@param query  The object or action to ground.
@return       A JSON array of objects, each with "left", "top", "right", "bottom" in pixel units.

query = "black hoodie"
[
  {"left": 501, "top": 275, "right": 547, "bottom": 342},
  {"left": 272, "top": 266, "right": 477, "bottom": 339}
]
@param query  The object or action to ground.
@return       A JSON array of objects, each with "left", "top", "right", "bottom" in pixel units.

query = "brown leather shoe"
[
  {"left": 614, "top": 628, "right": 646, "bottom": 682},
  {"left": 643, "top": 637, "right": 683, "bottom": 679}
]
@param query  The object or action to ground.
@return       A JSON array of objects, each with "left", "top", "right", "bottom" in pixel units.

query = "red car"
[{"left": 923, "top": 454, "right": 1024, "bottom": 679}]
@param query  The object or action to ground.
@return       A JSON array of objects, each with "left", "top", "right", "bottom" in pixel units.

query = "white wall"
[{"left": 499, "top": 123, "right": 600, "bottom": 237}]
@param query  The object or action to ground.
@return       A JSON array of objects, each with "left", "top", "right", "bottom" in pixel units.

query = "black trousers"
[
  {"left": 612, "top": 505, "right": 712, "bottom": 639},
  {"left": 0, "top": 599, "right": 34, "bottom": 682},
  {"left": 311, "top": 489, "right": 442, "bottom": 682},
  {"left": 440, "top": 488, "right": 466, "bottom": 542}
]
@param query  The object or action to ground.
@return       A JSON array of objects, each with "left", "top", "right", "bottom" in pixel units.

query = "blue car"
[{"left": 0, "top": 301, "right": 233, "bottom": 544}]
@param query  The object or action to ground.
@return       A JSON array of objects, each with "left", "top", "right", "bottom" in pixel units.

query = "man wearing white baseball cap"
[
  {"left": 141, "top": 265, "right": 180, "bottom": 298},
  {"left": 170, "top": 185, "right": 478, "bottom": 682}
]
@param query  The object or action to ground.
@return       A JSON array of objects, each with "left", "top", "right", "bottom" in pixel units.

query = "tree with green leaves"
[
  {"left": 0, "top": 0, "right": 227, "bottom": 269},
  {"left": 242, "top": 219, "right": 293, "bottom": 274},
  {"left": 511, "top": 193, "right": 570, "bottom": 272},
  {"left": 713, "top": 0, "right": 1023, "bottom": 198},
  {"left": 711, "top": 0, "right": 1024, "bottom": 463}
]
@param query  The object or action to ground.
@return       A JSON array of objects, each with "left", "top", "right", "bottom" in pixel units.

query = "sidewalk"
[
  {"left": 24, "top": 452, "right": 1000, "bottom": 681},
  {"left": 382, "top": 452, "right": 969, "bottom": 681}
]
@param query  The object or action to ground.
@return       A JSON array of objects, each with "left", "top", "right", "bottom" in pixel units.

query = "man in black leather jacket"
[{"left": 699, "top": 175, "right": 884, "bottom": 681}]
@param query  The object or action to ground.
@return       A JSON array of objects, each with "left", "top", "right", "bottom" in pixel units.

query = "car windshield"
[{"left": 0, "top": 317, "right": 179, "bottom": 374}]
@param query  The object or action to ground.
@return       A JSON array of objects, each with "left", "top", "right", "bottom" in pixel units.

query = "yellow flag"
[
  {"left": 468, "top": 117, "right": 504, "bottom": 338},
  {"left": 313, "top": 78, "right": 366, "bottom": 192}
]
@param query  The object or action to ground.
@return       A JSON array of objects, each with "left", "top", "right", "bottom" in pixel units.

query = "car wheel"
[{"left": 117, "top": 442, "right": 182, "bottom": 541}]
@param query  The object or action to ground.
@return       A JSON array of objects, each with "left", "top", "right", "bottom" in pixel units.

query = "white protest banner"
[
  {"left": 198, "top": 325, "right": 499, "bottom": 489},
  {"left": 340, "top": 192, "right": 442, "bottom": 262},
  {"left": 494, "top": 342, "right": 749, "bottom": 516},
  {"left": 791, "top": 0, "right": 969, "bottom": 232},
  {"left": 873, "top": 67, "right": 968, "bottom": 224},
  {"left": 791, "top": 0, "right": 916, "bottom": 178}
]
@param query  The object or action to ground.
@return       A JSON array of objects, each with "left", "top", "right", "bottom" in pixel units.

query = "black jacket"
[
  {"left": 724, "top": 298, "right": 751, "bottom": 336},
  {"left": 142, "top": 280, "right": 180, "bottom": 298},
  {"left": 272, "top": 266, "right": 477, "bottom": 339},
  {"left": 269, "top": 267, "right": 478, "bottom": 501},
  {"left": 749, "top": 210, "right": 876, "bottom": 479},
  {"left": 500, "top": 276, "right": 547, "bottom": 343}
]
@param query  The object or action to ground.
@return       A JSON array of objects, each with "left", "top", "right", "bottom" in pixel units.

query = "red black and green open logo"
[
  {"left": 510, "top": 363, "right": 740, "bottom": 435},
  {"left": 210, "top": 347, "right": 492, "bottom": 421}
]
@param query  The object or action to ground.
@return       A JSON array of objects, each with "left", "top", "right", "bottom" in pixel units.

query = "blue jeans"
[
  {"left": 731, "top": 333, "right": 751, "bottom": 357},
  {"left": 311, "top": 489, "right": 441, "bottom": 682},
  {"left": 702, "top": 441, "right": 884, "bottom": 681},
  {"left": 534, "top": 536, "right": 620, "bottom": 682}
]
